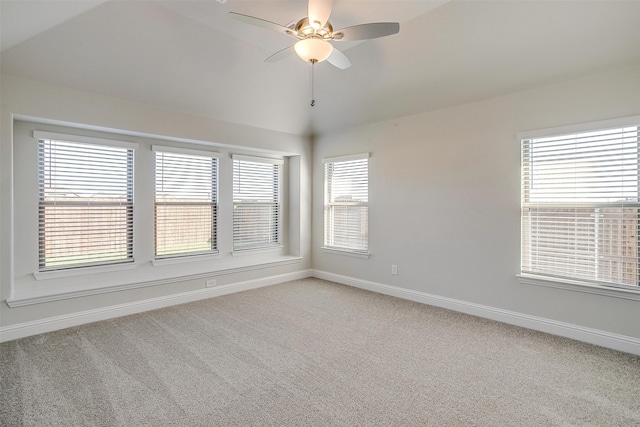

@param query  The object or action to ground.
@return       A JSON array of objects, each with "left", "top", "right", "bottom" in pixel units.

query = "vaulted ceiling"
[{"left": 2, "top": 0, "right": 639, "bottom": 136}]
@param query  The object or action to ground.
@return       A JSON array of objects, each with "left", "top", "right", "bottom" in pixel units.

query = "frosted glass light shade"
[{"left": 294, "top": 39, "right": 333, "bottom": 63}]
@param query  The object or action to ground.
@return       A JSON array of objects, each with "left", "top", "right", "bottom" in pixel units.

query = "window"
[
  {"left": 11, "top": 121, "right": 302, "bottom": 306},
  {"left": 232, "top": 155, "right": 282, "bottom": 251},
  {"left": 37, "top": 132, "right": 135, "bottom": 271},
  {"left": 323, "top": 153, "right": 369, "bottom": 254},
  {"left": 154, "top": 146, "right": 219, "bottom": 258},
  {"left": 520, "top": 118, "right": 640, "bottom": 290}
]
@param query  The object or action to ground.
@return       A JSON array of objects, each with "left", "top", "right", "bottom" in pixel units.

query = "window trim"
[
  {"left": 33, "top": 261, "right": 137, "bottom": 281},
  {"left": 321, "top": 246, "right": 371, "bottom": 259},
  {"left": 518, "top": 116, "right": 640, "bottom": 298},
  {"left": 231, "top": 153, "right": 284, "bottom": 253},
  {"left": 11, "top": 120, "right": 301, "bottom": 306},
  {"left": 322, "top": 152, "right": 370, "bottom": 256},
  {"left": 516, "top": 273, "right": 640, "bottom": 301},
  {"left": 34, "top": 131, "right": 139, "bottom": 151},
  {"left": 152, "top": 145, "right": 220, "bottom": 259},
  {"left": 517, "top": 116, "right": 640, "bottom": 141},
  {"left": 35, "top": 130, "right": 138, "bottom": 272}
]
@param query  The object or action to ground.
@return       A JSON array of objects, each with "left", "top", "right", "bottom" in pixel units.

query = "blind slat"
[
  {"left": 324, "top": 158, "right": 368, "bottom": 252},
  {"left": 233, "top": 159, "right": 281, "bottom": 251},
  {"left": 38, "top": 138, "right": 134, "bottom": 270},
  {"left": 154, "top": 151, "right": 218, "bottom": 258},
  {"left": 521, "top": 124, "right": 640, "bottom": 288}
]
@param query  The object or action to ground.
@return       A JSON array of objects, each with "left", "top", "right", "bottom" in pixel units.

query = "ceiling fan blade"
[
  {"left": 326, "top": 47, "right": 351, "bottom": 70},
  {"left": 265, "top": 46, "right": 294, "bottom": 63},
  {"left": 228, "top": 12, "right": 297, "bottom": 37},
  {"left": 308, "top": 0, "right": 333, "bottom": 29},
  {"left": 333, "top": 22, "right": 399, "bottom": 41}
]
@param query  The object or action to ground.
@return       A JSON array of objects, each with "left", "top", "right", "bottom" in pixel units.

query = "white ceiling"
[{"left": 2, "top": 0, "right": 639, "bottom": 136}]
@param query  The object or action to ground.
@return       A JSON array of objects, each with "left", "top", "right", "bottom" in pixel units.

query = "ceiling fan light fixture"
[{"left": 294, "top": 38, "right": 333, "bottom": 63}]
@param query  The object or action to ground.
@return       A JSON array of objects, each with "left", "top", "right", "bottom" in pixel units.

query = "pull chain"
[{"left": 310, "top": 60, "right": 316, "bottom": 107}]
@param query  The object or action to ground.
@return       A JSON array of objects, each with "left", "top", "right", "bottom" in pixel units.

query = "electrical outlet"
[
  {"left": 391, "top": 265, "right": 398, "bottom": 275},
  {"left": 206, "top": 279, "right": 217, "bottom": 288}
]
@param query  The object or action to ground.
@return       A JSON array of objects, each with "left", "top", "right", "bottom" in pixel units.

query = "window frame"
[
  {"left": 232, "top": 154, "right": 283, "bottom": 253},
  {"left": 322, "top": 152, "right": 370, "bottom": 257},
  {"left": 35, "top": 130, "right": 137, "bottom": 273},
  {"left": 517, "top": 116, "right": 640, "bottom": 300},
  {"left": 9, "top": 121, "right": 302, "bottom": 307},
  {"left": 153, "top": 145, "right": 220, "bottom": 260}
]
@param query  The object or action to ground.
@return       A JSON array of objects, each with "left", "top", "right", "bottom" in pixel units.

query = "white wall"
[
  {"left": 2, "top": 66, "right": 639, "bottom": 346},
  {"left": 0, "top": 75, "right": 312, "bottom": 332},
  {"left": 313, "top": 65, "right": 640, "bottom": 340}
]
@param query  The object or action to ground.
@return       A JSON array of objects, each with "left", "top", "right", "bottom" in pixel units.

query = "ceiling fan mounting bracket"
[{"left": 294, "top": 18, "right": 333, "bottom": 40}]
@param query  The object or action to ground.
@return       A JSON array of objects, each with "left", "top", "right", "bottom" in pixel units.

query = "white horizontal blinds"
[
  {"left": 521, "top": 124, "right": 640, "bottom": 288},
  {"left": 154, "top": 148, "right": 218, "bottom": 258},
  {"left": 38, "top": 137, "right": 134, "bottom": 271},
  {"left": 232, "top": 156, "right": 282, "bottom": 251},
  {"left": 324, "top": 154, "right": 368, "bottom": 252}
]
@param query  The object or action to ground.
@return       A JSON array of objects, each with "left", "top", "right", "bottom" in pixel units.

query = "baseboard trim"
[
  {"left": 4, "top": 268, "right": 638, "bottom": 355},
  {"left": 0, "top": 269, "right": 313, "bottom": 343},
  {"left": 311, "top": 270, "right": 640, "bottom": 356}
]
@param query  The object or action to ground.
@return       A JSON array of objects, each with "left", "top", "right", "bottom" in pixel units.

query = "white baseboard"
[
  {"left": 0, "top": 269, "right": 313, "bottom": 343},
  {"left": 4, "top": 268, "right": 638, "bottom": 356},
  {"left": 311, "top": 270, "right": 640, "bottom": 356}
]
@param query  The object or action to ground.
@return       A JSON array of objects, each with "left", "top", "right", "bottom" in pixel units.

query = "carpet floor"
[{"left": 1, "top": 278, "right": 639, "bottom": 426}]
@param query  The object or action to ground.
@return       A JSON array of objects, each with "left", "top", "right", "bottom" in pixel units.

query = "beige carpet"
[{"left": 1, "top": 278, "right": 639, "bottom": 426}]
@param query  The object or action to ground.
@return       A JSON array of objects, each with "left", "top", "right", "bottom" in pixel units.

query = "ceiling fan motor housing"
[{"left": 294, "top": 18, "right": 334, "bottom": 40}]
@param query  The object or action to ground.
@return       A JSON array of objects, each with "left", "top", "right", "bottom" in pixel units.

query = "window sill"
[
  {"left": 33, "top": 261, "right": 137, "bottom": 281},
  {"left": 322, "top": 247, "right": 371, "bottom": 259},
  {"left": 8, "top": 255, "right": 302, "bottom": 307},
  {"left": 152, "top": 252, "right": 220, "bottom": 267},
  {"left": 232, "top": 245, "right": 284, "bottom": 257},
  {"left": 516, "top": 274, "right": 640, "bottom": 301}
]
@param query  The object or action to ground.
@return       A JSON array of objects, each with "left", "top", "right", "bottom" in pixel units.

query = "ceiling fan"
[{"left": 228, "top": 0, "right": 400, "bottom": 70}]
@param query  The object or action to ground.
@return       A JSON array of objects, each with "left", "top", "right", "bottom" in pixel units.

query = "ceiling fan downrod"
[{"left": 310, "top": 59, "right": 316, "bottom": 107}]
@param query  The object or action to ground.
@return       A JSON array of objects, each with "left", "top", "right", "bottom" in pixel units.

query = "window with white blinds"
[
  {"left": 232, "top": 155, "right": 282, "bottom": 251},
  {"left": 323, "top": 153, "right": 369, "bottom": 254},
  {"left": 521, "top": 118, "right": 640, "bottom": 289},
  {"left": 37, "top": 132, "right": 135, "bottom": 271},
  {"left": 154, "top": 147, "right": 218, "bottom": 258}
]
